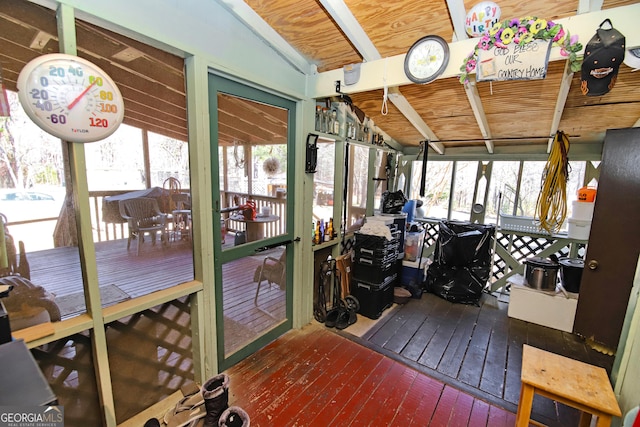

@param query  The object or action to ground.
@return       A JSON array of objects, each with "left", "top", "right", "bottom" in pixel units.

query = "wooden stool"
[{"left": 516, "top": 345, "right": 621, "bottom": 427}]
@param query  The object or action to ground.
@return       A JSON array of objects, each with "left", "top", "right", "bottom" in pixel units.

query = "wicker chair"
[{"left": 119, "top": 197, "right": 168, "bottom": 255}]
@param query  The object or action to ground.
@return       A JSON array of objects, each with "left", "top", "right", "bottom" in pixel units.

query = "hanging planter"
[{"left": 263, "top": 157, "right": 280, "bottom": 176}]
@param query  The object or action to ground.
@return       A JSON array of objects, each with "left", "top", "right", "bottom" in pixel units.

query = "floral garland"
[{"left": 459, "top": 17, "right": 582, "bottom": 85}]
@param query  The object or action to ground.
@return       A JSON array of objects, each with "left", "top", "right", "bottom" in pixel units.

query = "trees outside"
[{"left": 0, "top": 91, "right": 63, "bottom": 191}]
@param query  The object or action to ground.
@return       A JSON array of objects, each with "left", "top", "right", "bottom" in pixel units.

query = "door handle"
[
  {"left": 587, "top": 260, "right": 599, "bottom": 270},
  {"left": 255, "top": 239, "right": 293, "bottom": 252}
]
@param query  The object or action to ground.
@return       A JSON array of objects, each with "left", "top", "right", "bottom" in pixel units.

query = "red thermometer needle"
[{"left": 67, "top": 80, "right": 97, "bottom": 110}]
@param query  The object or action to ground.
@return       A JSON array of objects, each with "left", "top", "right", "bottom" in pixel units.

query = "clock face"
[
  {"left": 17, "top": 54, "right": 125, "bottom": 143},
  {"left": 404, "top": 35, "right": 450, "bottom": 84}
]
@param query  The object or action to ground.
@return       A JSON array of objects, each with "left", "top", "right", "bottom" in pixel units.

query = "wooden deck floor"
[
  {"left": 28, "top": 238, "right": 194, "bottom": 299},
  {"left": 24, "top": 238, "right": 285, "bottom": 354},
  {"left": 344, "top": 291, "right": 615, "bottom": 427},
  {"left": 225, "top": 323, "right": 517, "bottom": 427}
]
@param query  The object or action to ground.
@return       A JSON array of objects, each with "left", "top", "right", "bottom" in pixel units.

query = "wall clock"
[
  {"left": 17, "top": 53, "right": 125, "bottom": 143},
  {"left": 404, "top": 35, "right": 450, "bottom": 84}
]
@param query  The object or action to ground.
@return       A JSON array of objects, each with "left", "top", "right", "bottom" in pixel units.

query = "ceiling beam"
[
  {"left": 214, "top": 0, "right": 313, "bottom": 74},
  {"left": 577, "top": 0, "right": 604, "bottom": 14},
  {"left": 317, "top": 0, "right": 380, "bottom": 61},
  {"left": 546, "top": 60, "right": 574, "bottom": 153},
  {"left": 445, "top": 0, "right": 469, "bottom": 42},
  {"left": 463, "top": 79, "right": 494, "bottom": 154},
  {"left": 387, "top": 90, "right": 445, "bottom": 155},
  {"left": 318, "top": 0, "right": 448, "bottom": 152}
]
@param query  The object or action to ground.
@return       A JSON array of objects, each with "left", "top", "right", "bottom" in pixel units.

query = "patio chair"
[
  {"left": 253, "top": 249, "right": 286, "bottom": 305},
  {"left": 119, "top": 197, "right": 168, "bottom": 255}
]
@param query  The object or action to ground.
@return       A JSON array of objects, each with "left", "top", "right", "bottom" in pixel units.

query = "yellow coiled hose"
[{"left": 536, "top": 131, "right": 570, "bottom": 234}]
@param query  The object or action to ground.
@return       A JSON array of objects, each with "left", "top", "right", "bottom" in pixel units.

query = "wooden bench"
[{"left": 516, "top": 344, "right": 621, "bottom": 427}]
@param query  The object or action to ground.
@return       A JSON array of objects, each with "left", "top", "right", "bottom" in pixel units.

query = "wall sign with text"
[{"left": 477, "top": 39, "right": 551, "bottom": 82}]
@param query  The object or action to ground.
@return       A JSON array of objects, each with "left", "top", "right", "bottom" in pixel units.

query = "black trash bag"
[
  {"left": 381, "top": 190, "right": 408, "bottom": 214},
  {"left": 425, "top": 220, "right": 495, "bottom": 305},
  {"left": 425, "top": 264, "right": 486, "bottom": 305},
  {"left": 434, "top": 221, "right": 494, "bottom": 267}
]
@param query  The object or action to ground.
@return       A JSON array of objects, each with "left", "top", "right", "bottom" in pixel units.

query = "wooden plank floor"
[
  {"left": 28, "top": 238, "right": 194, "bottom": 299},
  {"left": 24, "top": 239, "right": 285, "bottom": 354},
  {"left": 347, "top": 291, "right": 615, "bottom": 427},
  {"left": 225, "top": 323, "right": 517, "bottom": 427}
]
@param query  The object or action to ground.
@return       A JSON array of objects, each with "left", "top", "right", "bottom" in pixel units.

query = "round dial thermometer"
[
  {"left": 404, "top": 35, "right": 450, "bottom": 84},
  {"left": 17, "top": 53, "right": 125, "bottom": 143}
]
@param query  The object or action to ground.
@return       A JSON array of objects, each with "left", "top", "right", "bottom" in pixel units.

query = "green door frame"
[{"left": 208, "top": 73, "right": 296, "bottom": 370}]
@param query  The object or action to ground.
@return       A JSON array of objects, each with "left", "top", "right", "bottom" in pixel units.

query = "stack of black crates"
[{"left": 351, "top": 227, "right": 401, "bottom": 319}]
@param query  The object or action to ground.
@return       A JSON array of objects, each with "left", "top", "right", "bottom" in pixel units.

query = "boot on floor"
[
  {"left": 218, "top": 406, "right": 250, "bottom": 427},
  {"left": 202, "top": 373, "right": 230, "bottom": 427}
]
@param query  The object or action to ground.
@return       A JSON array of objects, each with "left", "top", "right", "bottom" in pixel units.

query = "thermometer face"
[{"left": 17, "top": 54, "right": 125, "bottom": 143}]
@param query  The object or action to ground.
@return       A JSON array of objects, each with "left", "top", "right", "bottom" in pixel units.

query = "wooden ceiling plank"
[
  {"left": 122, "top": 98, "right": 187, "bottom": 128},
  {"left": 218, "top": 111, "right": 284, "bottom": 143},
  {"left": 218, "top": 96, "right": 287, "bottom": 137},
  {"left": 463, "top": 79, "right": 494, "bottom": 154},
  {"left": 124, "top": 117, "right": 187, "bottom": 141},
  {"left": 127, "top": 109, "right": 186, "bottom": 132},
  {"left": 74, "top": 24, "right": 185, "bottom": 91},
  {"left": 74, "top": 19, "right": 185, "bottom": 72},
  {"left": 0, "top": 0, "right": 58, "bottom": 37},
  {"left": 387, "top": 90, "right": 445, "bottom": 154}
]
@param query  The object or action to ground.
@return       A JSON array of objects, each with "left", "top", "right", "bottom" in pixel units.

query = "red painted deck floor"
[{"left": 224, "top": 323, "right": 517, "bottom": 426}]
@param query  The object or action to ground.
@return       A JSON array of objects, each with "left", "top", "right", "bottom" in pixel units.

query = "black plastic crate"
[
  {"left": 355, "top": 231, "right": 400, "bottom": 252},
  {"left": 354, "top": 248, "right": 398, "bottom": 265},
  {"left": 353, "top": 258, "right": 396, "bottom": 283},
  {"left": 351, "top": 274, "right": 396, "bottom": 319}
]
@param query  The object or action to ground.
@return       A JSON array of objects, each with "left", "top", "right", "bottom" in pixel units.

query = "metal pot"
[
  {"left": 524, "top": 257, "right": 560, "bottom": 291},
  {"left": 559, "top": 258, "right": 584, "bottom": 293}
]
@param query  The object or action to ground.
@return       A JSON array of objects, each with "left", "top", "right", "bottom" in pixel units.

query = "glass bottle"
[
  {"left": 314, "top": 221, "right": 321, "bottom": 245},
  {"left": 349, "top": 121, "right": 356, "bottom": 139},
  {"left": 321, "top": 108, "right": 329, "bottom": 133},
  {"left": 315, "top": 105, "right": 322, "bottom": 131},
  {"left": 363, "top": 118, "right": 370, "bottom": 144},
  {"left": 331, "top": 109, "right": 340, "bottom": 135},
  {"left": 324, "top": 219, "right": 331, "bottom": 242},
  {"left": 327, "top": 111, "right": 335, "bottom": 135}
]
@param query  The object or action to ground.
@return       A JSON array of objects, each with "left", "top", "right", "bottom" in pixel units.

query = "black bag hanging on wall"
[
  {"left": 580, "top": 19, "right": 626, "bottom": 96},
  {"left": 381, "top": 190, "right": 408, "bottom": 214}
]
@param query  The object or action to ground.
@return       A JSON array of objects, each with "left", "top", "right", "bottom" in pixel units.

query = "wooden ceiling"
[
  {"left": 2, "top": 0, "right": 640, "bottom": 154},
  {"left": 243, "top": 0, "right": 640, "bottom": 153}
]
